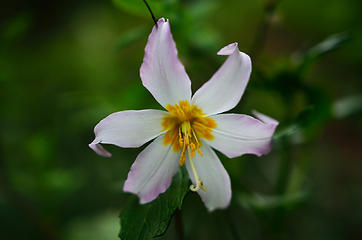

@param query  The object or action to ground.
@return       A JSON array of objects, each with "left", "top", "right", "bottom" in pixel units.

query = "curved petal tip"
[
  {"left": 153, "top": 18, "right": 168, "bottom": 30},
  {"left": 157, "top": 17, "right": 166, "bottom": 24},
  {"left": 252, "top": 110, "right": 279, "bottom": 126},
  {"left": 217, "top": 42, "right": 238, "bottom": 55},
  {"left": 89, "top": 141, "right": 112, "bottom": 158}
]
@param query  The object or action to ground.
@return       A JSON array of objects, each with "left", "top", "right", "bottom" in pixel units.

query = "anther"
[{"left": 179, "top": 142, "right": 187, "bottom": 166}]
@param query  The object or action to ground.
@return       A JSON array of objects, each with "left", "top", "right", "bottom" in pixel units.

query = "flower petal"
[
  {"left": 123, "top": 135, "right": 180, "bottom": 203},
  {"left": 89, "top": 110, "right": 167, "bottom": 157},
  {"left": 191, "top": 42, "right": 251, "bottom": 115},
  {"left": 185, "top": 143, "right": 231, "bottom": 211},
  {"left": 140, "top": 18, "right": 192, "bottom": 108},
  {"left": 206, "top": 113, "right": 279, "bottom": 158}
]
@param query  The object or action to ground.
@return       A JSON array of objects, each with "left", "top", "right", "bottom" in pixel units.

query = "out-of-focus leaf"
[
  {"left": 187, "top": 0, "right": 217, "bottom": 19},
  {"left": 113, "top": 0, "right": 153, "bottom": 16},
  {"left": 0, "top": 13, "right": 32, "bottom": 43},
  {"left": 188, "top": 27, "right": 220, "bottom": 52},
  {"left": 116, "top": 26, "right": 147, "bottom": 50},
  {"left": 274, "top": 95, "right": 331, "bottom": 144},
  {"left": 273, "top": 107, "right": 316, "bottom": 141},
  {"left": 119, "top": 167, "right": 189, "bottom": 240},
  {"left": 112, "top": 0, "right": 177, "bottom": 17},
  {"left": 238, "top": 191, "right": 309, "bottom": 211},
  {"left": 273, "top": 123, "right": 299, "bottom": 142},
  {"left": 297, "top": 32, "right": 350, "bottom": 75},
  {"left": 64, "top": 212, "right": 119, "bottom": 240},
  {"left": 306, "top": 32, "right": 350, "bottom": 58},
  {"left": 333, "top": 94, "right": 362, "bottom": 119}
]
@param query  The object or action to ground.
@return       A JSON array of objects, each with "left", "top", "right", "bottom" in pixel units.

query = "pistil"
[{"left": 187, "top": 146, "right": 207, "bottom": 192}]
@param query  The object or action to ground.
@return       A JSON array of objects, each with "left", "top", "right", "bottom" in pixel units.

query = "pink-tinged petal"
[
  {"left": 140, "top": 18, "right": 191, "bottom": 107},
  {"left": 217, "top": 42, "right": 239, "bottom": 55},
  {"left": 191, "top": 42, "right": 251, "bottom": 116},
  {"left": 123, "top": 135, "right": 180, "bottom": 203},
  {"left": 89, "top": 142, "right": 112, "bottom": 158},
  {"left": 252, "top": 110, "right": 279, "bottom": 125},
  {"left": 206, "top": 113, "right": 279, "bottom": 158},
  {"left": 185, "top": 143, "right": 231, "bottom": 211},
  {"left": 89, "top": 110, "right": 167, "bottom": 157}
]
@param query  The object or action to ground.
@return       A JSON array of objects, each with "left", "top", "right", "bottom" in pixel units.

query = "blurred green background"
[{"left": 1, "top": 0, "right": 361, "bottom": 239}]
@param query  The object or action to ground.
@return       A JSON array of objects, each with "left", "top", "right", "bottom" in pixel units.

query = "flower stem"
[{"left": 142, "top": 0, "right": 158, "bottom": 27}]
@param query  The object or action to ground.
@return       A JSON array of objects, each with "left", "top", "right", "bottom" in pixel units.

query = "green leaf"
[
  {"left": 116, "top": 26, "right": 147, "bottom": 50},
  {"left": 274, "top": 92, "right": 331, "bottom": 143},
  {"left": 112, "top": 0, "right": 176, "bottom": 17},
  {"left": 238, "top": 191, "right": 308, "bottom": 211},
  {"left": 273, "top": 107, "right": 316, "bottom": 141},
  {"left": 333, "top": 94, "right": 362, "bottom": 119},
  {"left": 113, "top": 0, "right": 152, "bottom": 16},
  {"left": 305, "top": 32, "right": 350, "bottom": 59},
  {"left": 119, "top": 167, "right": 189, "bottom": 240},
  {"left": 297, "top": 32, "right": 350, "bottom": 75},
  {"left": 0, "top": 13, "right": 32, "bottom": 45}
]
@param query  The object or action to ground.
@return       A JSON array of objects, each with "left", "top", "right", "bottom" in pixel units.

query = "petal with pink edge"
[
  {"left": 185, "top": 143, "right": 231, "bottom": 211},
  {"left": 140, "top": 18, "right": 192, "bottom": 108},
  {"left": 89, "top": 110, "right": 167, "bottom": 157},
  {"left": 123, "top": 135, "right": 180, "bottom": 204},
  {"left": 206, "top": 113, "right": 279, "bottom": 158},
  {"left": 192, "top": 42, "right": 251, "bottom": 116}
]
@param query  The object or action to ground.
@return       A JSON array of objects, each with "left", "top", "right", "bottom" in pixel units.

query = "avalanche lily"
[{"left": 89, "top": 18, "right": 278, "bottom": 211}]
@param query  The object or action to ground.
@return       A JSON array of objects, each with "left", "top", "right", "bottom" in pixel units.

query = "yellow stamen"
[
  {"left": 178, "top": 128, "right": 183, "bottom": 147},
  {"left": 179, "top": 140, "right": 187, "bottom": 166},
  {"left": 161, "top": 100, "right": 217, "bottom": 192}
]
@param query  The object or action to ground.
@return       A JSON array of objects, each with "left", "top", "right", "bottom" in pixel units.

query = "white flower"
[{"left": 89, "top": 18, "right": 278, "bottom": 211}]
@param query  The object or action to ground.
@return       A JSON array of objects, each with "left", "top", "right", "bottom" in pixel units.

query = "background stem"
[{"left": 251, "top": 0, "right": 282, "bottom": 58}]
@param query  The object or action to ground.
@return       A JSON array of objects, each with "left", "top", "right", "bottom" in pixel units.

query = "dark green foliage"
[
  {"left": 113, "top": 0, "right": 178, "bottom": 17},
  {"left": 0, "top": 0, "right": 361, "bottom": 239},
  {"left": 119, "top": 168, "right": 189, "bottom": 240},
  {"left": 297, "top": 32, "right": 351, "bottom": 76}
]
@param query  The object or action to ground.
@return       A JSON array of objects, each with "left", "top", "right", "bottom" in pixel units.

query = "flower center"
[{"left": 162, "top": 100, "right": 217, "bottom": 192}]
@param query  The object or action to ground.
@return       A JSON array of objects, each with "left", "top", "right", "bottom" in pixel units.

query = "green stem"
[{"left": 142, "top": 0, "right": 158, "bottom": 27}]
